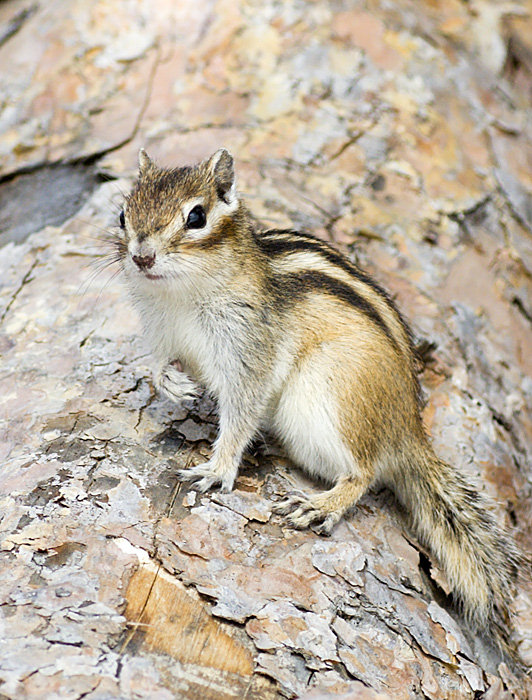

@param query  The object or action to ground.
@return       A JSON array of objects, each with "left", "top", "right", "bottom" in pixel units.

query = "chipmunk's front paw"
[
  {"left": 273, "top": 493, "right": 341, "bottom": 536},
  {"left": 157, "top": 363, "right": 199, "bottom": 404},
  {"left": 177, "top": 460, "right": 236, "bottom": 493}
]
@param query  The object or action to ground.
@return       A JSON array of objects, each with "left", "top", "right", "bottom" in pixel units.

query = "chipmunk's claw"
[
  {"left": 273, "top": 492, "right": 340, "bottom": 536},
  {"left": 313, "top": 513, "right": 340, "bottom": 537},
  {"left": 272, "top": 491, "right": 308, "bottom": 515},
  {"left": 177, "top": 461, "right": 235, "bottom": 493},
  {"left": 157, "top": 364, "right": 199, "bottom": 404}
]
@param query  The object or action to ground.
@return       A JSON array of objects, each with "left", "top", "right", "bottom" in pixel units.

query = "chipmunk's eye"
[
  {"left": 186, "top": 205, "right": 206, "bottom": 230},
  {"left": 119, "top": 210, "right": 125, "bottom": 229}
]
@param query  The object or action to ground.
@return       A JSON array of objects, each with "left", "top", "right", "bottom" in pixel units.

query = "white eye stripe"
[
  {"left": 153, "top": 193, "right": 239, "bottom": 243},
  {"left": 157, "top": 198, "right": 205, "bottom": 241},
  {"left": 181, "top": 197, "right": 211, "bottom": 241},
  {"left": 182, "top": 199, "right": 235, "bottom": 241}
]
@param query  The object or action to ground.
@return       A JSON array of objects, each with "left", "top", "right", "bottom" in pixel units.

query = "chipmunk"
[{"left": 114, "top": 147, "right": 520, "bottom": 640}]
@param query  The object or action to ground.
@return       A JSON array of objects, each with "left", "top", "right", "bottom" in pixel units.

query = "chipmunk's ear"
[
  {"left": 208, "top": 149, "right": 236, "bottom": 204},
  {"left": 138, "top": 148, "right": 154, "bottom": 177}
]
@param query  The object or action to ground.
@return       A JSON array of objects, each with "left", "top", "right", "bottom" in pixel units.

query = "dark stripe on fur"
[
  {"left": 257, "top": 229, "right": 415, "bottom": 350},
  {"left": 181, "top": 218, "right": 233, "bottom": 250},
  {"left": 270, "top": 269, "right": 398, "bottom": 348}
]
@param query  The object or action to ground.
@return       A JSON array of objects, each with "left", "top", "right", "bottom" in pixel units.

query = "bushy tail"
[{"left": 394, "top": 448, "right": 521, "bottom": 640}]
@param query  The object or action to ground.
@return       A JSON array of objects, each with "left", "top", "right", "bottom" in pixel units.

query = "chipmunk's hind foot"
[
  {"left": 274, "top": 476, "right": 369, "bottom": 536},
  {"left": 273, "top": 492, "right": 341, "bottom": 535}
]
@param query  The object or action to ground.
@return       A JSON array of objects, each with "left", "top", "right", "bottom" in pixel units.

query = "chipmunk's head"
[{"left": 118, "top": 148, "right": 240, "bottom": 285}]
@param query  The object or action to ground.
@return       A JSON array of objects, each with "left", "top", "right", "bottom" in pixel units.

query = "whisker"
[
  {"left": 77, "top": 252, "right": 124, "bottom": 297},
  {"left": 71, "top": 218, "right": 120, "bottom": 238},
  {"left": 167, "top": 255, "right": 215, "bottom": 290},
  {"left": 67, "top": 226, "right": 126, "bottom": 262},
  {"left": 85, "top": 255, "right": 122, "bottom": 274},
  {"left": 93, "top": 267, "right": 123, "bottom": 305},
  {"left": 164, "top": 256, "right": 209, "bottom": 295},
  {"left": 76, "top": 265, "right": 124, "bottom": 315}
]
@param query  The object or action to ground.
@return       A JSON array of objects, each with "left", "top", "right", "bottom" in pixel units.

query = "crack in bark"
[
  {"left": 511, "top": 295, "right": 532, "bottom": 326},
  {"left": 134, "top": 387, "right": 156, "bottom": 432},
  {"left": 443, "top": 194, "right": 493, "bottom": 223},
  {"left": 0, "top": 43, "right": 161, "bottom": 192},
  {"left": 0, "top": 3, "right": 38, "bottom": 49},
  {"left": 0, "top": 254, "right": 39, "bottom": 325},
  {"left": 116, "top": 562, "right": 159, "bottom": 664},
  {"left": 116, "top": 451, "right": 191, "bottom": 660}
]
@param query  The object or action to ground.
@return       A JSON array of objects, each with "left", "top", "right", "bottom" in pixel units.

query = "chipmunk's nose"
[{"left": 132, "top": 251, "right": 156, "bottom": 270}]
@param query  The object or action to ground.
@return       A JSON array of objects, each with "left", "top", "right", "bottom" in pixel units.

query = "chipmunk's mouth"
[{"left": 143, "top": 272, "right": 165, "bottom": 280}]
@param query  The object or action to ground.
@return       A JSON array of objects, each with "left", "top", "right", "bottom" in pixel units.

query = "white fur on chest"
[{"left": 129, "top": 279, "right": 250, "bottom": 395}]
